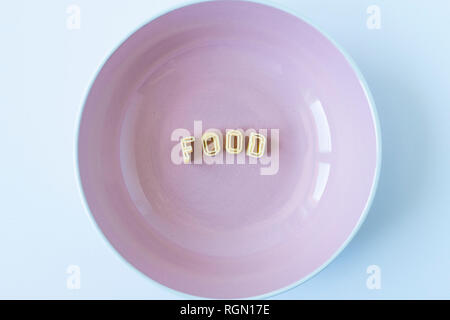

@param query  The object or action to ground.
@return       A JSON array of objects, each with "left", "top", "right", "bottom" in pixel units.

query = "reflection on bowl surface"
[{"left": 77, "top": 0, "right": 380, "bottom": 298}]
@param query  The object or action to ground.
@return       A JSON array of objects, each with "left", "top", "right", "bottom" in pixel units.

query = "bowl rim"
[{"left": 74, "top": 0, "right": 382, "bottom": 300}]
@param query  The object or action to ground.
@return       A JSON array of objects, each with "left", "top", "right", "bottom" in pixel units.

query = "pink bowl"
[{"left": 77, "top": 0, "right": 381, "bottom": 298}]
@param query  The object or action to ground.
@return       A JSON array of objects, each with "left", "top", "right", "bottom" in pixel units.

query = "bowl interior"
[{"left": 78, "top": 0, "right": 379, "bottom": 298}]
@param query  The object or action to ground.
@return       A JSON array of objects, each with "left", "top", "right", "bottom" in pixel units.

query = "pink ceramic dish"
[{"left": 77, "top": 0, "right": 381, "bottom": 298}]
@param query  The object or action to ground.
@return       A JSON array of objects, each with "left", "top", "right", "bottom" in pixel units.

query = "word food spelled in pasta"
[{"left": 180, "top": 131, "right": 266, "bottom": 164}]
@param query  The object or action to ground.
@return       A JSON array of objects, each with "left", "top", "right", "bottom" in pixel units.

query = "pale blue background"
[{"left": 1, "top": 0, "right": 449, "bottom": 299}]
